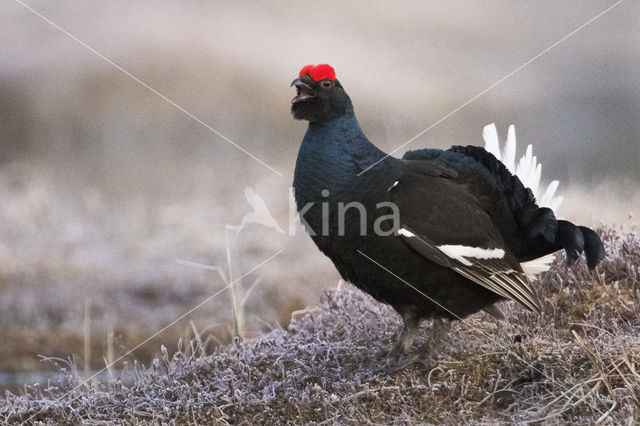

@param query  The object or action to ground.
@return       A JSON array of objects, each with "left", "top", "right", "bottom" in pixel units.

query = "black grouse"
[{"left": 291, "top": 64, "right": 605, "bottom": 357}]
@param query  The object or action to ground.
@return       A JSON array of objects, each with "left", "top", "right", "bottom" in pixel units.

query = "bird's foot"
[
  {"left": 406, "top": 319, "right": 450, "bottom": 371},
  {"left": 388, "top": 337, "right": 408, "bottom": 360},
  {"left": 386, "top": 353, "right": 420, "bottom": 373},
  {"left": 383, "top": 351, "right": 435, "bottom": 374},
  {"left": 388, "top": 311, "right": 421, "bottom": 359},
  {"left": 414, "top": 347, "right": 439, "bottom": 371}
]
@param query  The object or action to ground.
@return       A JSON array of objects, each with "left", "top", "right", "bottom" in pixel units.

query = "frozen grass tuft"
[{"left": 1, "top": 227, "right": 640, "bottom": 423}]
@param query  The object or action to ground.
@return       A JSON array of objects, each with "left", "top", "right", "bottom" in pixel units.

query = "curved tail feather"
[
  {"left": 446, "top": 124, "right": 606, "bottom": 271},
  {"left": 579, "top": 226, "right": 606, "bottom": 268},
  {"left": 482, "top": 123, "right": 605, "bottom": 269}
]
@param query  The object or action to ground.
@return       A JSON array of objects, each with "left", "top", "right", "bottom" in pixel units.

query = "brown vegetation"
[{"left": 2, "top": 227, "right": 639, "bottom": 424}]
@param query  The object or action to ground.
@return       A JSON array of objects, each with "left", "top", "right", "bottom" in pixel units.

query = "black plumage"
[{"left": 291, "top": 65, "right": 605, "bottom": 355}]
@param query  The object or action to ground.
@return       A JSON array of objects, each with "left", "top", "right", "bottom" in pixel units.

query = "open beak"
[{"left": 291, "top": 77, "right": 317, "bottom": 104}]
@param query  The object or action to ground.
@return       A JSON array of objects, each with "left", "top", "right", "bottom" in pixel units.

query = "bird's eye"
[{"left": 322, "top": 80, "right": 332, "bottom": 88}]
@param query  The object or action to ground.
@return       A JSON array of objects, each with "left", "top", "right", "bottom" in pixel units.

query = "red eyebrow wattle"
[{"left": 299, "top": 64, "right": 336, "bottom": 81}]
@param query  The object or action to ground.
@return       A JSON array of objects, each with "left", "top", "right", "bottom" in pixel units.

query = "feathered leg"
[
  {"left": 387, "top": 316, "right": 452, "bottom": 373},
  {"left": 417, "top": 318, "right": 451, "bottom": 362},
  {"left": 390, "top": 310, "right": 420, "bottom": 358}
]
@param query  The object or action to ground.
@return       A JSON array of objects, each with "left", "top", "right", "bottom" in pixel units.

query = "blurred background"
[{"left": 1, "top": 0, "right": 638, "bottom": 390}]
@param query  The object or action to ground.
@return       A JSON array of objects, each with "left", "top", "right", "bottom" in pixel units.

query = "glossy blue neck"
[{"left": 298, "top": 101, "right": 387, "bottom": 174}]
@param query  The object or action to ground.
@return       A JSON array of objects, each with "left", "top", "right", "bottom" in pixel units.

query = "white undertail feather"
[
  {"left": 483, "top": 123, "right": 563, "bottom": 279},
  {"left": 482, "top": 123, "right": 563, "bottom": 214},
  {"left": 502, "top": 125, "right": 516, "bottom": 173},
  {"left": 482, "top": 124, "right": 501, "bottom": 160},
  {"left": 520, "top": 254, "right": 555, "bottom": 280}
]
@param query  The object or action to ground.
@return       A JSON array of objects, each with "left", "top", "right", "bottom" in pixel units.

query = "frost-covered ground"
[
  {"left": 2, "top": 228, "right": 639, "bottom": 424},
  {"left": 3, "top": 0, "right": 640, "bottom": 395},
  {"left": 0, "top": 162, "right": 334, "bottom": 376},
  {"left": 3, "top": 2, "right": 640, "bottom": 422}
]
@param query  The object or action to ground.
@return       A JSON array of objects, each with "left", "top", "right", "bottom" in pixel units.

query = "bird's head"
[{"left": 291, "top": 64, "right": 350, "bottom": 123}]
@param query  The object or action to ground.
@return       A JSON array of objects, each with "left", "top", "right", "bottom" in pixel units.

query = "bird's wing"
[{"left": 389, "top": 172, "right": 541, "bottom": 312}]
